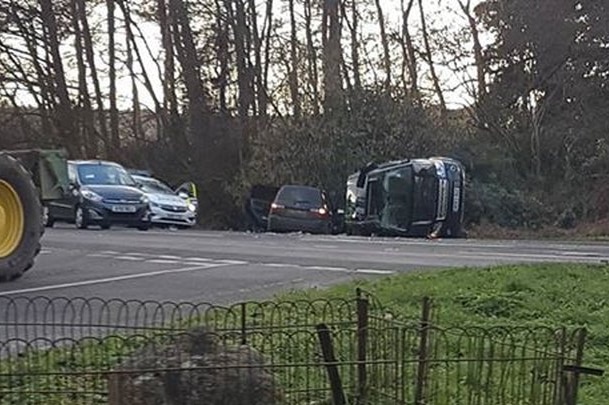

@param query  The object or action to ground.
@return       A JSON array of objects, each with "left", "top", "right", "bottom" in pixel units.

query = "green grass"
[
  {"left": 3, "top": 263, "right": 609, "bottom": 404},
  {"left": 280, "top": 262, "right": 609, "bottom": 404}
]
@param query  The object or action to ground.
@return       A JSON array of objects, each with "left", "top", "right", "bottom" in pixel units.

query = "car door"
[
  {"left": 175, "top": 182, "right": 198, "bottom": 210},
  {"left": 49, "top": 162, "right": 79, "bottom": 220}
]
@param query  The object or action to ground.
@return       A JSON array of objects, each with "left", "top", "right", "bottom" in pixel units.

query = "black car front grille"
[{"left": 103, "top": 198, "right": 141, "bottom": 204}]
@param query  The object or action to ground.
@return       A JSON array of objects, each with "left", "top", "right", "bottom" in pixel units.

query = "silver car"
[{"left": 133, "top": 175, "right": 197, "bottom": 228}]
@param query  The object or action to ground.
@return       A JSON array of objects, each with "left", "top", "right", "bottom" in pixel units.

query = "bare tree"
[
  {"left": 288, "top": 0, "right": 301, "bottom": 118},
  {"left": 418, "top": 0, "right": 446, "bottom": 114},
  {"left": 401, "top": 0, "right": 419, "bottom": 101},
  {"left": 457, "top": 0, "right": 486, "bottom": 99},
  {"left": 39, "top": 0, "right": 78, "bottom": 154},
  {"left": 374, "top": 0, "right": 391, "bottom": 90},
  {"left": 322, "top": 0, "right": 343, "bottom": 113},
  {"left": 77, "top": 0, "right": 109, "bottom": 151},
  {"left": 303, "top": 0, "right": 320, "bottom": 114},
  {"left": 107, "top": 0, "right": 120, "bottom": 152}
]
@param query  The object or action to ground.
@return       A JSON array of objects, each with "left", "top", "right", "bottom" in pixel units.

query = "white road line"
[
  {"left": 147, "top": 259, "right": 181, "bottom": 264},
  {"left": 306, "top": 266, "right": 350, "bottom": 272},
  {"left": 40, "top": 250, "right": 52, "bottom": 255},
  {"left": 158, "top": 255, "right": 181, "bottom": 260},
  {"left": 264, "top": 263, "right": 300, "bottom": 268},
  {"left": 218, "top": 259, "right": 248, "bottom": 265},
  {"left": 356, "top": 269, "right": 395, "bottom": 275},
  {"left": 116, "top": 256, "right": 145, "bottom": 261},
  {"left": 184, "top": 257, "right": 214, "bottom": 262},
  {"left": 100, "top": 250, "right": 119, "bottom": 255},
  {"left": 0, "top": 264, "right": 224, "bottom": 296}
]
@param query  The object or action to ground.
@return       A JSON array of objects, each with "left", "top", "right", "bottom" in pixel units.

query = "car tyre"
[
  {"left": 100, "top": 223, "right": 111, "bottom": 230},
  {"left": 137, "top": 223, "right": 150, "bottom": 231},
  {"left": 75, "top": 206, "right": 89, "bottom": 230}
]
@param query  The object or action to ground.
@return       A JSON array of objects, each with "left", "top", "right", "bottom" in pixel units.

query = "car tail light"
[
  {"left": 310, "top": 207, "right": 330, "bottom": 218},
  {"left": 270, "top": 203, "right": 284, "bottom": 214}
]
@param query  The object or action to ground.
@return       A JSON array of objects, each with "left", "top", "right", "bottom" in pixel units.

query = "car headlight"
[
  {"left": 140, "top": 195, "right": 149, "bottom": 204},
  {"left": 81, "top": 189, "right": 103, "bottom": 202},
  {"left": 188, "top": 203, "right": 197, "bottom": 212}
]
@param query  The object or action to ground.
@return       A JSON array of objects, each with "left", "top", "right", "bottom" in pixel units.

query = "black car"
[
  {"left": 44, "top": 160, "right": 151, "bottom": 230},
  {"left": 344, "top": 157, "right": 465, "bottom": 238},
  {"left": 267, "top": 185, "right": 334, "bottom": 234}
]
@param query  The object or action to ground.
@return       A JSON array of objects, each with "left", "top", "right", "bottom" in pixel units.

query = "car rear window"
[{"left": 275, "top": 186, "right": 323, "bottom": 207}]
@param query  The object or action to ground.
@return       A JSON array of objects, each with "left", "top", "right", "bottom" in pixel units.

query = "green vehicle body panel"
[{"left": 1, "top": 148, "right": 70, "bottom": 202}]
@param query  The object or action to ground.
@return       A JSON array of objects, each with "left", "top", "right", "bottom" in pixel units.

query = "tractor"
[{"left": 0, "top": 149, "right": 69, "bottom": 281}]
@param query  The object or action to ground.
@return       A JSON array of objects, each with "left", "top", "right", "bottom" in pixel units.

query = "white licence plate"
[
  {"left": 112, "top": 205, "right": 137, "bottom": 213},
  {"left": 166, "top": 213, "right": 182, "bottom": 220},
  {"left": 453, "top": 187, "right": 461, "bottom": 212}
]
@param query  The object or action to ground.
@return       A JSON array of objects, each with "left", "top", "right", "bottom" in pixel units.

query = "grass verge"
[{"left": 281, "top": 262, "right": 609, "bottom": 404}]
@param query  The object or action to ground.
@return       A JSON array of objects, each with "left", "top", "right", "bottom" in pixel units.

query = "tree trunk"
[
  {"left": 228, "top": 0, "right": 253, "bottom": 118},
  {"left": 303, "top": 0, "right": 319, "bottom": 115},
  {"left": 458, "top": 0, "right": 486, "bottom": 99},
  {"left": 71, "top": 0, "right": 97, "bottom": 156},
  {"left": 401, "top": 0, "right": 419, "bottom": 101},
  {"left": 418, "top": 0, "right": 446, "bottom": 114},
  {"left": 39, "top": 0, "right": 78, "bottom": 155},
  {"left": 288, "top": 0, "right": 301, "bottom": 118},
  {"left": 247, "top": 0, "right": 263, "bottom": 116},
  {"left": 350, "top": 0, "right": 361, "bottom": 92},
  {"left": 123, "top": 1, "right": 143, "bottom": 143},
  {"left": 77, "top": 0, "right": 109, "bottom": 154},
  {"left": 107, "top": 0, "right": 120, "bottom": 153},
  {"left": 157, "top": 0, "right": 178, "bottom": 136},
  {"left": 374, "top": 0, "right": 391, "bottom": 91},
  {"left": 170, "top": 0, "right": 208, "bottom": 145},
  {"left": 322, "top": 0, "right": 343, "bottom": 114}
]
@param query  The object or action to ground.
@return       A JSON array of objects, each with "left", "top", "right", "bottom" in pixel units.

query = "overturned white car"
[{"left": 132, "top": 174, "right": 197, "bottom": 229}]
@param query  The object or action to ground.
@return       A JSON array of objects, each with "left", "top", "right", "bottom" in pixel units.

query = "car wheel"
[
  {"left": 137, "top": 223, "right": 150, "bottom": 231},
  {"left": 100, "top": 223, "right": 111, "bottom": 230},
  {"left": 42, "top": 205, "right": 54, "bottom": 228},
  {"left": 75, "top": 206, "right": 89, "bottom": 230}
]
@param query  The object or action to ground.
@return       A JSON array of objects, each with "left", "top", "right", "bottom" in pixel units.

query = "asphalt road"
[
  {"left": 2, "top": 226, "right": 609, "bottom": 302},
  {"left": 2, "top": 226, "right": 609, "bottom": 341}
]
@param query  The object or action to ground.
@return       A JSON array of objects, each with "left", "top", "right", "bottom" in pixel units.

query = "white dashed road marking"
[
  {"left": 0, "top": 264, "right": 226, "bottom": 296},
  {"left": 84, "top": 252, "right": 396, "bottom": 276}
]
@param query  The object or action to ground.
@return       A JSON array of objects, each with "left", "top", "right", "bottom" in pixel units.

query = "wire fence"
[{"left": 0, "top": 290, "right": 590, "bottom": 404}]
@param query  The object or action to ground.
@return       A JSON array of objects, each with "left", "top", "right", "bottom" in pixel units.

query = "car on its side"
[
  {"left": 267, "top": 185, "right": 335, "bottom": 234},
  {"left": 132, "top": 174, "right": 197, "bottom": 229},
  {"left": 44, "top": 160, "right": 151, "bottom": 230}
]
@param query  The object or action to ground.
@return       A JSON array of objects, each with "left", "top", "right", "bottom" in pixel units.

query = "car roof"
[
  {"left": 68, "top": 159, "right": 124, "bottom": 167},
  {"left": 279, "top": 184, "right": 322, "bottom": 191}
]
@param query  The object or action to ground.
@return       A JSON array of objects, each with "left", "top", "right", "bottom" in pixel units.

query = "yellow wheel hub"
[{"left": 0, "top": 180, "right": 25, "bottom": 258}]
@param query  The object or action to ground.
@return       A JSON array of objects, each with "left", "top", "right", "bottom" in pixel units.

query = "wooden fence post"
[
  {"left": 317, "top": 323, "right": 347, "bottom": 405},
  {"left": 356, "top": 288, "right": 369, "bottom": 404},
  {"left": 414, "top": 297, "right": 432, "bottom": 405}
]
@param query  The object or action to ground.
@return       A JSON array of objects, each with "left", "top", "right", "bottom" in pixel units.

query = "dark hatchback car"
[
  {"left": 267, "top": 185, "right": 334, "bottom": 234},
  {"left": 44, "top": 160, "right": 151, "bottom": 230}
]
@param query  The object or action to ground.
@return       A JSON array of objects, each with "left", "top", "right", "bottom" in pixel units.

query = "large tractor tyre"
[{"left": 0, "top": 154, "right": 42, "bottom": 281}]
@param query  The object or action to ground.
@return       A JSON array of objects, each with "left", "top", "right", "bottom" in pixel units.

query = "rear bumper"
[{"left": 268, "top": 215, "right": 330, "bottom": 234}]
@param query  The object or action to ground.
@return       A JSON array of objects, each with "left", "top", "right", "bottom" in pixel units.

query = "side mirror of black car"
[{"left": 69, "top": 182, "right": 80, "bottom": 191}]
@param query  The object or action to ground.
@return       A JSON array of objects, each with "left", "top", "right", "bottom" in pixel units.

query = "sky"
[{"left": 5, "top": 0, "right": 488, "bottom": 111}]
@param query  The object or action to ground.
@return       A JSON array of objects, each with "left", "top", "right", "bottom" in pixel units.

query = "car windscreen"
[
  {"left": 138, "top": 178, "right": 174, "bottom": 194},
  {"left": 77, "top": 164, "right": 137, "bottom": 187},
  {"left": 275, "top": 186, "right": 323, "bottom": 208}
]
